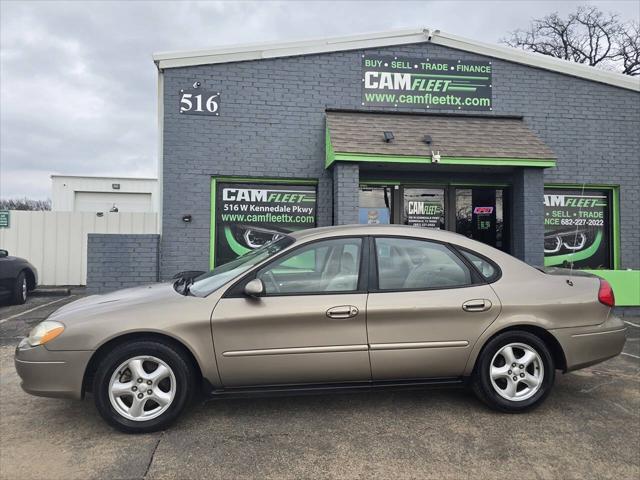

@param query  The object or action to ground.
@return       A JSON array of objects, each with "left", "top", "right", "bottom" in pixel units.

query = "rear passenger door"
[{"left": 366, "top": 236, "right": 501, "bottom": 380}]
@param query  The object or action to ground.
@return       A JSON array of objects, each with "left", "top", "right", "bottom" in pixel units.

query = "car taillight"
[{"left": 598, "top": 279, "right": 615, "bottom": 307}]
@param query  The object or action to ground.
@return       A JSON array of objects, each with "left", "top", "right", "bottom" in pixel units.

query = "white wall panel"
[{"left": 0, "top": 211, "right": 159, "bottom": 285}]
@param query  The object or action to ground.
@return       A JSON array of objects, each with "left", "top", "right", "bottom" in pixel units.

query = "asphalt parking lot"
[{"left": 1, "top": 295, "right": 638, "bottom": 480}]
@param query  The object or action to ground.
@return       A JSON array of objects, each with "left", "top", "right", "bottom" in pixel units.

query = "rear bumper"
[
  {"left": 14, "top": 339, "right": 92, "bottom": 399},
  {"left": 550, "top": 315, "right": 627, "bottom": 372}
]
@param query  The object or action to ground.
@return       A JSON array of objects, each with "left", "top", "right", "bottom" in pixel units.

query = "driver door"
[{"left": 210, "top": 237, "right": 371, "bottom": 387}]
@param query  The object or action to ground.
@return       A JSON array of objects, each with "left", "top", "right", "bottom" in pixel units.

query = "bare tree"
[
  {"left": 616, "top": 21, "right": 640, "bottom": 75},
  {"left": 0, "top": 198, "right": 52, "bottom": 211},
  {"left": 502, "top": 6, "right": 639, "bottom": 76}
]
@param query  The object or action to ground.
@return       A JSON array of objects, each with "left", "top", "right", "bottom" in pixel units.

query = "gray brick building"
[{"left": 147, "top": 28, "right": 639, "bottom": 307}]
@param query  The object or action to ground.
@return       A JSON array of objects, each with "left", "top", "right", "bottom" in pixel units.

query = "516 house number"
[{"left": 179, "top": 89, "right": 221, "bottom": 116}]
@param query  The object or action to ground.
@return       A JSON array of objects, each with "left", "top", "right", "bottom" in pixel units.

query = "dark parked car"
[{"left": 0, "top": 249, "right": 38, "bottom": 304}]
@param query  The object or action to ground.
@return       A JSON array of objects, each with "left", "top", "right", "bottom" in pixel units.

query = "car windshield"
[{"left": 188, "top": 236, "right": 294, "bottom": 297}]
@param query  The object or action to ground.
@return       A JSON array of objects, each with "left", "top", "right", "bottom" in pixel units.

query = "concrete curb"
[{"left": 31, "top": 288, "right": 71, "bottom": 297}]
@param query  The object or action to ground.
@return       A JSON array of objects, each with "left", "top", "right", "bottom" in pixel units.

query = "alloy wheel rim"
[
  {"left": 21, "top": 279, "right": 27, "bottom": 300},
  {"left": 108, "top": 355, "right": 176, "bottom": 422},
  {"left": 489, "top": 342, "right": 544, "bottom": 402}
]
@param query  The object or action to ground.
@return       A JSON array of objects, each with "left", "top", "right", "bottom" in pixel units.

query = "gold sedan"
[{"left": 15, "top": 225, "right": 626, "bottom": 433}]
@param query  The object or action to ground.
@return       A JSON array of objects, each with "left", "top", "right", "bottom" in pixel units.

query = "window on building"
[
  {"left": 359, "top": 186, "right": 392, "bottom": 224},
  {"left": 543, "top": 188, "right": 613, "bottom": 269}
]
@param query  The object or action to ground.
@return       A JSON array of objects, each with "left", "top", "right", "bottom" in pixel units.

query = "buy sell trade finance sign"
[
  {"left": 543, "top": 189, "right": 611, "bottom": 269},
  {"left": 361, "top": 55, "right": 492, "bottom": 111}
]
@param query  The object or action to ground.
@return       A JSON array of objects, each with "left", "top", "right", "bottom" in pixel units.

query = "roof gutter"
[{"left": 151, "top": 27, "right": 639, "bottom": 92}]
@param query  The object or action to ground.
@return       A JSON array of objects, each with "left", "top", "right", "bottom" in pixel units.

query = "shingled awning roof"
[{"left": 325, "top": 111, "right": 556, "bottom": 168}]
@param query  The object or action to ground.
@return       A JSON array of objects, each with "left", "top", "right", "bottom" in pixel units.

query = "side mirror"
[
  {"left": 0, "top": 249, "right": 7, "bottom": 258},
  {"left": 244, "top": 278, "right": 264, "bottom": 297}
]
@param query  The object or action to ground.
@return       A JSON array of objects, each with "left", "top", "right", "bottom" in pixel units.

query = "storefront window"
[
  {"left": 402, "top": 188, "right": 445, "bottom": 229},
  {"left": 359, "top": 187, "right": 392, "bottom": 224},
  {"left": 543, "top": 188, "right": 612, "bottom": 269}
]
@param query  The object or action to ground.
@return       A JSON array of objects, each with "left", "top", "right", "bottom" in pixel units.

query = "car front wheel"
[
  {"left": 93, "top": 340, "right": 195, "bottom": 433},
  {"left": 472, "top": 331, "right": 555, "bottom": 412}
]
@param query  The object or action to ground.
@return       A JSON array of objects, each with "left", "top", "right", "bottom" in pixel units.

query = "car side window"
[
  {"left": 459, "top": 249, "right": 498, "bottom": 281},
  {"left": 375, "top": 237, "right": 472, "bottom": 290},
  {"left": 257, "top": 238, "right": 362, "bottom": 294}
]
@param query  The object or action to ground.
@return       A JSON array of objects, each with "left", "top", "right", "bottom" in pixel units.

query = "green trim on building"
[
  {"left": 450, "top": 182, "right": 511, "bottom": 188},
  {"left": 325, "top": 127, "right": 336, "bottom": 169},
  {"left": 612, "top": 187, "right": 621, "bottom": 270},
  {"left": 360, "top": 180, "right": 402, "bottom": 186},
  {"left": 583, "top": 269, "right": 640, "bottom": 307},
  {"left": 209, "top": 175, "right": 319, "bottom": 269},
  {"left": 209, "top": 178, "right": 217, "bottom": 270},
  {"left": 213, "top": 176, "right": 318, "bottom": 185},
  {"left": 545, "top": 184, "right": 621, "bottom": 270},
  {"left": 360, "top": 180, "right": 510, "bottom": 188},
  {"left": 327, "top": 150, "right": 556, "bottom": 168}
]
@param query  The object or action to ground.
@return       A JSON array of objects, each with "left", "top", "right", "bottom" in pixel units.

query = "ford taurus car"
[{"left": 14, "top": 225, "right": 626, "bottom": 433}]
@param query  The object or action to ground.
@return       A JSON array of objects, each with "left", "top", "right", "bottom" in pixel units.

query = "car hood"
[{"left": 49, "top": 283, "right": 180, "bottom": 322}]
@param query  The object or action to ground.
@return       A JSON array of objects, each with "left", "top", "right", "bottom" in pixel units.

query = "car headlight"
[{"left": 27, "top": 321, "right": 65, "bottom": 347}]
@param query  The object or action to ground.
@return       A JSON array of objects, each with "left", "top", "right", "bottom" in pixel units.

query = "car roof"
[{"left": 289, "top": 224, "right": 471, "bottom": 243}]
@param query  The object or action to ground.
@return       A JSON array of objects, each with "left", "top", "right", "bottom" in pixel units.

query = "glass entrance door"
[
  {"left": 454, "top": 188, "right": 508, "bottom": 252},
  {"left": 358, "top": 184, "right": 510, "bottom": 252}
]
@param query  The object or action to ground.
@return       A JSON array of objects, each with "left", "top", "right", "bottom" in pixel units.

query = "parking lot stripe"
[
  {"left": 623, "top": 320, "right": 640, "bottom": 328},
  {"left": 621, "top": 352, "right": 640, "bottom": 359},
  {"left": 0, "top": 296, "right": 73, "bottom": 325}
]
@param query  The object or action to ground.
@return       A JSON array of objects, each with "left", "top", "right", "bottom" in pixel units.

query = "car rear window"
[{"left": 459, "top": 249, "right": 500, "bottom": 282}]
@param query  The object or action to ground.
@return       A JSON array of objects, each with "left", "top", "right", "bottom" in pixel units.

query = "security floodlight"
[
  {"left": 423, "top": 135, "right": 433, "bottom": 145},
  {"left": 383, "top": 131, "right": 394, "bottom": 143}
]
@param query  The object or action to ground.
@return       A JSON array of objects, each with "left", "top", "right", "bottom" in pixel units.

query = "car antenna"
[{"left": 567, "top": 182, "right": 587, "bottom": 286}]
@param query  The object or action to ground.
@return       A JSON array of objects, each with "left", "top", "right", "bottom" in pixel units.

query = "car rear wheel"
[
  {"left": 472, "top": 331, "right": 555, "bottom": 412},
  {"left": 93, "top": 340, "right": 195, "bottom": 433},
  {"left": 11, "top": 272, "right": 28, "bottom": 305}
]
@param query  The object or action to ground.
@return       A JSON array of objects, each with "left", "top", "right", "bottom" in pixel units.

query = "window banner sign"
[
  {"left": 215, "top": 183, "right": 317, "bottom": 266},
  {"left": 543, "top": 189, "right": 611, "bottom": 269},
  {"left": 406, "top": 201, "right": 443, "bottom": 228},
  {"left": 361, "top": 55, "right": 492, "bottom": 110}
]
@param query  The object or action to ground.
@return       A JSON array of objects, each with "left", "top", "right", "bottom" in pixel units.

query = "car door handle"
[
  {"left": 462, "top": 299, "right": 492, "bottom": 312},
  {"left": 326, "top": 305, "right": 359, "bottom": 319}
]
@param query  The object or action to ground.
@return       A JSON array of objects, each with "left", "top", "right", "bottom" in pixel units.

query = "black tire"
[
  {"left": 11, "top": 272, "right": 28, "bottom": 305},
  {"left": 472, "top": 330, "right": 555, "bottom": 413},
  {"left": 93, "top": 340, "right": 195, "bottom": 433}
]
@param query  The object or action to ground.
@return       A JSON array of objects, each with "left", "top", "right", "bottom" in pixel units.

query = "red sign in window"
[{"left": 473, "top": 206, "right": 494, "bottom": 215}]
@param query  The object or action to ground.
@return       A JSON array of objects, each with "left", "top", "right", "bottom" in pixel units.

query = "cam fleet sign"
[
  {"left": 406, "top": 201, "right": 443, "bottom": 228},
  {"left": 215, "top": 183, "right": 317, "bottom": 266},
  {"left": 543, "top": 189, "right": 611, "bottom": 269},
  {"left": 361, "top": 55, "right": 492, "bottom": 111}
]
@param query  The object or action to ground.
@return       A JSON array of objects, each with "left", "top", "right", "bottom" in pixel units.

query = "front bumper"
[
  {"left": 14, "top": 339, "right": 93, "bottom": 399},
  {"left": 550, "top": 315, "right": 627, "bottom": 372}
]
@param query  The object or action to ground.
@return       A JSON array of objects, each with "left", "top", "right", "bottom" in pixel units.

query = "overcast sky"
[{"left": 1, "top": 0, "right": 638, "bottom": 200}]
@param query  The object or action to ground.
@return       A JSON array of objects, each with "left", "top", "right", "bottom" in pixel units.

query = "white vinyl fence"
[{"left": 0, "top": 211, "right": 159, "bottom": 286}]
